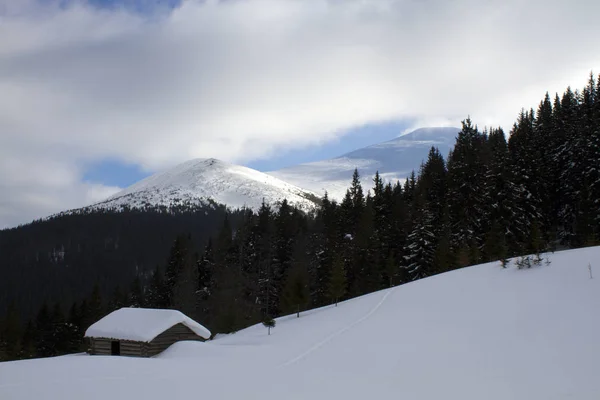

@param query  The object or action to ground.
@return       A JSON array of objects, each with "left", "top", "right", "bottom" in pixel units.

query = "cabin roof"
[{"left": 84, "top": 308, "right": 211, "bottom": 342}]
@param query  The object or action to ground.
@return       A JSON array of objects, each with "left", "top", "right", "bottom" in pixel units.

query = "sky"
[{"left": 1, "top": 0, "right": 599, "bottom": 228}]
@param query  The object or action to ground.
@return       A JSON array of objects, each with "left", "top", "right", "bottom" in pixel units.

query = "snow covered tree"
[
  {"left": 416, "top": 147, "right": 447, "bottom": 235},
  {"left": 197, "top": 239, "right": 216, "bottom": 321},
  {"left": 447, "top": 118, "right": 489, "bottom": 250},
  {"left": 404, "top": 205, "right": 436, "bottom": 281}
]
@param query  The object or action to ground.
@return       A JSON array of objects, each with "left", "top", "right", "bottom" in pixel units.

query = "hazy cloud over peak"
[{"left": 1, "top": 0, "right": 599, "bottom": 227}]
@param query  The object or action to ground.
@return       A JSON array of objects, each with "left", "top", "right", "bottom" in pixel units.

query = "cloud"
[{"left": 1, "top": 0, "right": 599, "bottom": 227}]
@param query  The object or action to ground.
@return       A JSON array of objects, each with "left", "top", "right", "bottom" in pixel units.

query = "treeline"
[{"left": 2, "top": 73, "right": 600, "bottom": 362}]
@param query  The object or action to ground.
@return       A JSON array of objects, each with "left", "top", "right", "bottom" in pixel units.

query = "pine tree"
[
  {"left": 352, "top": 197, "right": 378, "bottom": 295},
  {"left": 328, "top": 253, "right": 347, "bottom": 306},
  {"left": 433, "top": 223, "right": 454, "bottom": 274},
  {"left": 65, "top": 302, "right": 83, "bottom": 353},
  {"left": 553, "top": 87, "right": 582, "bottom": 244},
  {"left": 486, "top": 127, "right": 523, "bottom": 253},
  {"left": 404, "top": 204, "right": 436, "bottom": 281},
  {"left": 107, "top": 286, "right": 126, "bottom": 312},
  {"left": 50, "top": 302, "right": 69, "bottom": 355},
  {"left": 128, "top": 276, "right": 144, "bottom": 308},
  {"left": 87, "top": 283, "right": 104, "bottom": 326},
  {"left": 384, "top": 253, "right": 397, "bottom": 287},
  {"left": 197, "top": 239, "right": 216, "bottom": 322},
  {"left": 508, "top": 110, "right": 544, "bottom": 250},
  {"left": 0, "top": 301, "right": 21, "bottom": 361},
  {"left": 529, "top": 220, "right": 543, "bottom": 258},
  {"left": 35, "top": 301, "right": 54, "bottom": 357},
  {"left": 163, "top": 235, "right": 190, "bottom": 308},
  {"left": 483, "top": 221, "right": 508, "bottom": 262},
  {"left": 211, "top": 217, "right": 245, "bottom": 333},
  {"left": 281, "top": 257, "right": 310, "bottom": 318},
  {"left": 262, "top": 316, "right": 276, "bottom": 335},
  {"left": 171, "top": 235, "right": 200, "bottom": 319},
  {"left": 147, "top": 266, "right": 167, "bottom": 308},
  {"left": 416, "top": 147, "right": 447, "bottom": 235},
  {"left": 447, "top": 118, "right": 489, "bottom": 250},
  {"left": 20, "top": 320, "right": 36, "bottom": 359}
]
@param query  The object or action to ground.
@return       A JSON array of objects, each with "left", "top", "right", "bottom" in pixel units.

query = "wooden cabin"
[{"left": 84, "top": 308, "right": 211, "bottom": 357}]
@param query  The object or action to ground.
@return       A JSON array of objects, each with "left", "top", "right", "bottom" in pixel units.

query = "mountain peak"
[
  {"left": 270, "top": 126, "right": 460, "bottom": 199},
  {"left": 80, "top": 158, "right": 319, "bottom": 213}
]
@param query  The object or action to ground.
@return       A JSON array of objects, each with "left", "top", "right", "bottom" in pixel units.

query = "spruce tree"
[
  {"left": 262, "top": 316, "right": 276, "bottom": 335},
  {"left": 483, "top": 221, "right": 508, "bottom": 262},
  {"left": 447, "top": 118, "right": 489, "bottom": 250},
  {"left": 328, "top": 254, "right": 347, "bottom": 306},
  {"left": 87, "top": 283, "right": 104, "bottom": 326},
  {"left": 0, "top": 301, "right": 21, "bottom": 361},
  {"left": 51, "top": 302, "right": 69, "bottom": 355},
  {"left": 404, "top": 204, "right": 436, "bottom": 281},
  {"left": 384, "top": 253, "right": 397, "bottom": 287},
  {"left": 197, "top": 239, "right": 216, "bottom": 322},
  {"left": 20, "top": 321, "right": 36, "bottom": 359},
  {"left": 128, "top": 277, "right": 144, "bottom": 308},
  {"left": 159, "top": 234, "right": 200, "bottom": 318},
  {"left": 147, "top": 266, "right": 167, "bottom": 308},
  {"left": 65, "top": 302, "right": 83, "bottom": 353},
  {"left": 281, "top": 258, "right": 310, "bottom": 317},
  {"left": 35, "top": 301, "right": 54, "bottom": 357}
]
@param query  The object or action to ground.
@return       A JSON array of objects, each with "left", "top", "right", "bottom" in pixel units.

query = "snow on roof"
[{"left": 84, "top": 308, "right": 211, "bottom": 342}]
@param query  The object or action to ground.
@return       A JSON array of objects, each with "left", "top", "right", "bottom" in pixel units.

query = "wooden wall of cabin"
[
  {"left": 88, "top": 338, "right": 146, "bottom": 357},
  {"left": 147, "top": 323, "right": 204, "bottom": 357}
]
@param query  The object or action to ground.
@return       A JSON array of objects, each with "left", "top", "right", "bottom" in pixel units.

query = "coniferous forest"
[{"left": 1, "top": 74, "right": 600, "bottom": 361}]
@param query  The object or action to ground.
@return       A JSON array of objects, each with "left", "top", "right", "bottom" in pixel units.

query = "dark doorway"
[{"left": 111, "top": 341, "right": 121, "bottom": 356}]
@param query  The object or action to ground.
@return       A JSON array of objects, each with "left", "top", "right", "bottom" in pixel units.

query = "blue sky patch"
[{"left": 83, "top": 159, "right": 150, "bottom": 188}]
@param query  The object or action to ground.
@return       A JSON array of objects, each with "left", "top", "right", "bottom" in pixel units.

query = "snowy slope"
[
  {"left": 2, "top": 246, "right": 600, "bottom": 399},
  {"left": 269, "top": 127, "right": 460, "bottom": 199},
  {"left": 78, "top": 158, "right": 319, "bottom": 213}
]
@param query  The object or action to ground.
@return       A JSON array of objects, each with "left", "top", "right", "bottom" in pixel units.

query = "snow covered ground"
[
  {"left": 2, "top": 246, "right": 600, "bottom": 399},
  {"left": 270, "top": 127, "right": 459, "bottom": 199}
]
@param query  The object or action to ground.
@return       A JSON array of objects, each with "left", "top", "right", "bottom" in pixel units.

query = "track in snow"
[{"left": 278, "top": 288, "right": 395, "bottom": 368}]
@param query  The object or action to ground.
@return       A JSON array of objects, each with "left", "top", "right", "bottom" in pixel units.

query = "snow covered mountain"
[
  {"left": 81, "top": 158, "right": 319, "bottom": 213},
  {"left": 269, "top": 127, "right": 460, "bottom": 199},
  {"left": 2, "top": 246, "right": 599, "bottom": 399}
]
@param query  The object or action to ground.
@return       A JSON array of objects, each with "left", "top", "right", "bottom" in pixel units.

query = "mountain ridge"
[
  {"left": 70, "top": 158, "right": 320, "bottom": 214},
  {"left": 60, "top": 127, "right": 460, "bottom": 216},
  {"left": 269, "top": 126, "right": 460, "bottom": 199}
]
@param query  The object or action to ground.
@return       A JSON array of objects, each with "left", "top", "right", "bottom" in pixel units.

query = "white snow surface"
[
  {"left": 84, "top": 308, "right": 211, "bottom": 342},
  {"left": 3, "top": 246, "right": 600, "bottom": 399},
  {"left": 75, "top": 158, "right": 318, "bottom": 213},
  {"left": 270, "top": 127, "right": 460, "bottom": 199}
]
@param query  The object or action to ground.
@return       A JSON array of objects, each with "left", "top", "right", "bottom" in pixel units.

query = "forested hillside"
[
  {"left": 1, "top": 73, "right": 599, "bottom": 362},
  {"left": 0, "top": 204, "right": 243, "bottom": 324}
]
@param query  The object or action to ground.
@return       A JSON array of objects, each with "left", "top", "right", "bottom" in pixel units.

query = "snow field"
[{"left": 1, "top": 246, "right": 599, "bottom": 399}]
